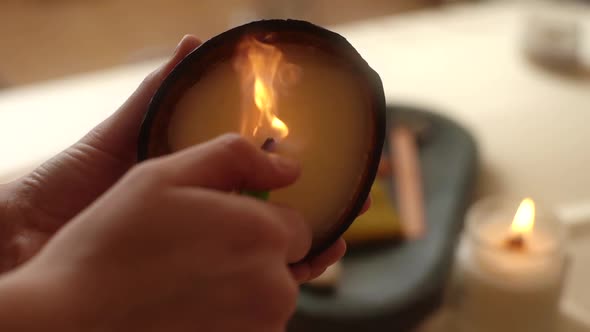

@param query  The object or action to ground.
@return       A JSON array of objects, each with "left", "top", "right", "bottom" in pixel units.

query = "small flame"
[
  {"left": 271, "top": 117, "right": 288, "bottom": 135},
  {"left": 254, "top": 78, "right": 272, "bottom": 112},
  {"left": 510, "top": 198, "right": 536, "bottom": 235},
  {"left": 236, "top": 36, "right": 291, "bottom": 140}
]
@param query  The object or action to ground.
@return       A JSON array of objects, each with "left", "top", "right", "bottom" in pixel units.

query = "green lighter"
[{"left": 240, "top": 137, "right": 276, "bottom": 201}]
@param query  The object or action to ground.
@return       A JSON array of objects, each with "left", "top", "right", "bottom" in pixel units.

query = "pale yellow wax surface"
[{"left": 168, "top": 45, "right": 371, "bottom": 244}]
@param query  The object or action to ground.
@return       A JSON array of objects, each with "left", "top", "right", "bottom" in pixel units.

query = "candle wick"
[
  {"left": 261, "top": 137, "right": 276, "bottom": 152},
  {"left": 505, "top": 233, "right": 526, "bottom": 251}
]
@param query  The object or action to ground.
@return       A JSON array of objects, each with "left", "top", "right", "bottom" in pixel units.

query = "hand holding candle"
[
  {"left": 0, "top": 33, "right": 375, "bottom": 332},
  {"left": 138, "top": 20, "right": 386, "bottom": 258}
]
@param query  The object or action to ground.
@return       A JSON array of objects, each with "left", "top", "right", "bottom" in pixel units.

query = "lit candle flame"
[
  {"left": 271, "top": 117, "right": 288, "bottom": 135},
  {"left": 236, "top": 36, "right": 291, "bottom": 140},
  {"left": 510, "top": 198, "right": 536, "bottom": 236}
]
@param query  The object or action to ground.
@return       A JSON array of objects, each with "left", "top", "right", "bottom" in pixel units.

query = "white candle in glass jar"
[{"left": 451, "top": 197, "right": 567, "bottom": 332}]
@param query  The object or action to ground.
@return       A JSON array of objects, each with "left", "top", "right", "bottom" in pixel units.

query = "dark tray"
[{"left": 289, "top": 104, "right": 478, "bottom": 332}]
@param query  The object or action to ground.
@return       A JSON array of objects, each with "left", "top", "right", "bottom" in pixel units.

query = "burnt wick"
[
  {"left": 261, "top": 137, "right": 276, "bottom": 152},
  {"left": 505, "top": 233, "right": 526, "bottom": 251}
]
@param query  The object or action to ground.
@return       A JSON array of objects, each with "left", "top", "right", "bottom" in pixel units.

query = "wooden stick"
[{"left": 390, "top": 126, "right": 426, "bottom": 239}]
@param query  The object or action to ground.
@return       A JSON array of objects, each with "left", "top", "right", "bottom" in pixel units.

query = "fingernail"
[{"left": 269, "top": 154, "right": 300, "bottom": 174}]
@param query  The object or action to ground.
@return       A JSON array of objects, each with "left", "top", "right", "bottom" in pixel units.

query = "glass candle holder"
[{"left": 449, "top": 196, "right": 567, "bottom": 332}]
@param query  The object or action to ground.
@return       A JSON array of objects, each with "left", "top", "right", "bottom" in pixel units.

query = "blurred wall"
[{"left": 0, "top": 0, "right": 448, "bottom": 87}]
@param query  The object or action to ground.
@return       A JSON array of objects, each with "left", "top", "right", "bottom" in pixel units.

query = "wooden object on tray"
[{"left": 390, "top": 125, "right": 426, "bottom": 239}]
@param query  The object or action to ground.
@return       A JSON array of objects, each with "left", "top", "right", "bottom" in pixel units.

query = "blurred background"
[
  {"left": 2, "top": 0, "right": 588, "bottom": 204},
  {"left": 0, "top": 0, "right": 463, "bottom": 87}
]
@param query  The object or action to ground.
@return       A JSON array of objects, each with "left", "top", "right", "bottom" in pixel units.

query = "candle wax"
[
  {"left": 167, "top": 44, "right": 373, "bottom": 247},
  {"left": 470, "top": 221, "right": 562, "bottom": 288},
  {"left": 453, "top": 219, "right": 565, "bottom": 332}
]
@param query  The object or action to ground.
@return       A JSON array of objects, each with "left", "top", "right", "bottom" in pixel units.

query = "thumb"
[
  {"left": 150, "top": 134, "right": 301, "bottom": 192},
  {"left": 81, "top": 35, "right": 202, "bottom": 163}
]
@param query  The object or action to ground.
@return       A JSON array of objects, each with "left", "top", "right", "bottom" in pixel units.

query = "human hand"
[
  {"left": 0, "top": 35, "right": 203, "bottom": 271},
  {"left": 290, "top": 196, "right": 370, "bottom": 283},
  {"left": 3, "top": 134, "right": 311, "bottom": 331},
  {"left": 0, "top": 34, "right": 368, "bottom": 280}
]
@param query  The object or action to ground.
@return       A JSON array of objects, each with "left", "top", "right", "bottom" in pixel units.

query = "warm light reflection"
[
  {"left": 236, "top": 36, "right": 291, "bottom": 140},
  {"left": 511, "top": 198, "right": 536, "bottom": 235}
]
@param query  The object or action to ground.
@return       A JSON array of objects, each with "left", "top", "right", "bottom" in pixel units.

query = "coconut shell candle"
[{"left": 138, "top": 20, "right": 386, "bottom": 258}]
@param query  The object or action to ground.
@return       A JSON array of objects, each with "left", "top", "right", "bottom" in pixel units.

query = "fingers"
[
  {"left": 360, "top": 196, "right": 372, "bottom": 215},
  {"left": 271, "top": 205, "right": 312, "bottom": 263},
  {"left": 153, "top": 134, "right": 301, "bottom": 192},
  {"left": 290, "top": 263, "right": 311, "bottom": 284},
  {"left": 290, "top": 238, "right": 346, "bottom": 283},
  {"left": 169, "top": 188, "right": 311, "bottom": 264},
  {"left": 307, "top": 239, "right": 346, "bottom": 280},
  {"left": 154, "top": 133, "right": 308, "bottom": 259},
  {"left": 124, "top": 35, "right": 202, "bottom": 117},
  {"left": 290, "top": 195, "right": 366, "bottom": 283},
  {"left": 81, "top": 35, "right": 203, "bottom": 161}
]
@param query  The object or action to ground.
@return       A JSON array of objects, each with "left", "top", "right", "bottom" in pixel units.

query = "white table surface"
[{"left": 0, "top": 1, "right": 588, "bottom": 329}]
